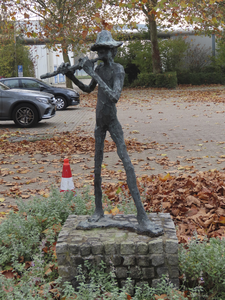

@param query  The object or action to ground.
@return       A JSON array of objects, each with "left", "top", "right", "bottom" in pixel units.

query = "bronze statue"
[{"left": 43, "top": 30, "right": 163, "bottom": 237}]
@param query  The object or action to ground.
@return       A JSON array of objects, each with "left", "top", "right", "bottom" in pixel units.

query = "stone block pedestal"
[{"left": 56, "top": 213, "right": 179, "bottom": 291}]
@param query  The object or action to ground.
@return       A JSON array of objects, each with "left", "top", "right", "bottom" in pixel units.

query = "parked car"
[
  {"left": 0, "top": 82, "right": 57, "bottom": 128},
  {"left": 0, "top": 77, "right": 80, "bottom": 110}
]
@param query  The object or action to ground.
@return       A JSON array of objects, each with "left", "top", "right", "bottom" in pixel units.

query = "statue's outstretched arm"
[{"left": 56, "top": 62, "right": 97, "bottom": 93}]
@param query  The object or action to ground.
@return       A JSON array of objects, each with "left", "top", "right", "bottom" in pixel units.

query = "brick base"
[{"left": 56, "top": 213, "right": 179, "bottom": 291}]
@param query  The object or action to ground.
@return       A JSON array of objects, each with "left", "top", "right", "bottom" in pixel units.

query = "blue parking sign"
[{"left": 18, "top": 65, "right": 23, "bottom": 77}]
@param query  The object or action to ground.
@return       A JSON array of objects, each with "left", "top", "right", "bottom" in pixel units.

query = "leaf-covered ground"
[{"left": 1, "top": 85, "right": 225, "bottom": 243}]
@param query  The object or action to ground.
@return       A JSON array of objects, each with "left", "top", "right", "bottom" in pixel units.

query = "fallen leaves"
[
  {"left": 102, "top": 170, "right": 225, "bottom": 242},
  {"left": 0, "top": 130, "right": 165, "bottom": 156}
]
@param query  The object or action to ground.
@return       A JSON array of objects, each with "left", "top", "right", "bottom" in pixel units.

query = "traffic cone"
[{"left": 60, "top": 158, "right": 75, "bottom": 192}]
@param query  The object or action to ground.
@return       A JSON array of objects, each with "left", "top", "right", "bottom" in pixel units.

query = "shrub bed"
[
  {"left": 132, "top": 72, "right": 177, "bottom": 89},
  {"left": 0, "top": 186, "right": 225, "bottom": 299},
  {"left": 177, "top": 71, "right": 225, "bottom": 85}
]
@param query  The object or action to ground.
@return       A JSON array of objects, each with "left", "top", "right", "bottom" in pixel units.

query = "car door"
[{"left": 0, "top": 84, "right": 13, "bottom": 118}]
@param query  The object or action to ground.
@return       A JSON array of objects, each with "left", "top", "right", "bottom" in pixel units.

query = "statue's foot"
[
  {"left": 88, "top": 210, "right": 104, "bottom": 223},
  {"left": 137, "top": 218, "right": 163, "bottom": 237}
]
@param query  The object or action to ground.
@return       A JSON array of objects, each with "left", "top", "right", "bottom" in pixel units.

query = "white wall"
[
  {"left": 171, "top": 33, "right": 215, "bottom": 54},
  {"left": 29, "top": 44, "right": 77, "bottom": 84}
]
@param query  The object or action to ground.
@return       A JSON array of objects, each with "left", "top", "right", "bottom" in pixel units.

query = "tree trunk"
[
  {"left": 62, "top": 46, "right": 73, "bottom": 89},
  {"left": 148, "top": 14, "right": 161, "bottom": 74}
]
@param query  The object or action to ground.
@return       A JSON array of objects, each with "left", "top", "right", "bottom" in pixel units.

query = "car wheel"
[
  {"left": 55, "top": 95, "right": 67, "bottom": 110},
  {"left": 13, "top": 103, "right": 39, "bottom": 128}
]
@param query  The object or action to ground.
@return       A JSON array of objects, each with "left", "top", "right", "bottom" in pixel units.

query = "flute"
[{"left": 40, "top": 57, "right": 101, "bottom": 79}]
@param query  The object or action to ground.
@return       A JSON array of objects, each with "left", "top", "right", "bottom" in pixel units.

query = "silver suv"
[
  {"left": 0, "top": 77, "right": 80, "bottom": 110},
  {"left": 0, "top": 82, "right": 57, "bottom": 128}
]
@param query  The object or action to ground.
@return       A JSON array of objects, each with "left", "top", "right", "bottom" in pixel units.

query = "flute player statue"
[{"left": 56, "top": 30, "right": 163, "bottom": 237}]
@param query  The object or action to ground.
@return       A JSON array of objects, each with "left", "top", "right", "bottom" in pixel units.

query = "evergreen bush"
[
  {"left": 132, "top": 72, "right": 177, "bottom": 89},
  {"left": 178, "top": 71, "right": 225, "bottom": 85},
  {"left": 155, "top": 72, "right": 177, "bottom": 88}
]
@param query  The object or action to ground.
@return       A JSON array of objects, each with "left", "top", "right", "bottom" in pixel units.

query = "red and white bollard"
[{"left": 60, "top": 158, "right": 75, "bottom": 192}]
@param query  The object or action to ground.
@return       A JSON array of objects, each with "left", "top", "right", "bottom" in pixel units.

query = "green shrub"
[
  {"left": 178, "top": 71, "right": 225, "bottom": 85},
  {"left": 0, "top": 187, "right": 95, "bottom": 267},
  {"left": 123, "top": 73, "right": 130, "bottom": 87},
  {"left": 114, "top": 39, "right": 143, "bottom": 83},
  {"left": 0, "top": 253, "right": 63, "bottom": 300},
  {"left": 132, "top": 72, "right": 155, "bottom": 87},
  {"left": 115, "top": 36, "right": 225, "bottom": 86},
  {"left": 155, "top": 72, "right": 177, "bottom": 88},
  {"left": 159, "top": 37, "right": 189, "bottom": 73},
  {"left": 2, "top": 186, "right": 225, "bottom": 299},
  {"left": 132, "top": 40, "right": 152, "bottom": 74},
  {"left": 71, "top": 261, "right": 186, "bottom": 300},
  {"left": 132, "top": 72, "right": 177, "bottom": 88},
  {"left": 179, "top": 236, "right": 225, "bottom": 299},
  {"left": 214, "top": 38, "right": 225, "bottom": 69}
]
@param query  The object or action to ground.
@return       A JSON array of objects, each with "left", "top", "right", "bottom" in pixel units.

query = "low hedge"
[
  {"left": 131, "top": 72, "right": 177, "bottom": 89},
  {"left": 177, "top": 71, "right": 225, "bottom": 85},
  {"left": 128, "top": 70, "right": 225, "bottom": 87}
]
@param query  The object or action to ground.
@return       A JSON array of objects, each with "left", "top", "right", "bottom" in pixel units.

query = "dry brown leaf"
[{"left": 186, "top": 195, "right": 201, "bottom": 207}]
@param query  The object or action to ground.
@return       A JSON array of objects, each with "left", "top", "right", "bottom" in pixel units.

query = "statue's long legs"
[
  {"left": 88, "top": 125, "right": 106, "bottom": 222},
  {"left": 109, "top": 119, "right": 163, "bottom": 236}
]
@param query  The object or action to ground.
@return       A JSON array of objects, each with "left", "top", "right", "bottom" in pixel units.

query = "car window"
[
  {"left": 3, "top": 79, "right": 19, "bottom": 88},
  {"left": 21, "top": 79, "right": 40, "bottom": 89},
  {"left": 0, "top": 82, "right": 9, "bottom": 90}
]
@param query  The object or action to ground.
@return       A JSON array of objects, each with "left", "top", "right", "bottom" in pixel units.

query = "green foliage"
[
  {"left": 115, "top": 40, "right": 143, "bottom": 84},
  {"left": 155, "top": 72, "right": 177, "bottom": 88},
  {"left": 177, "top": 71, "right": 225, "bottom": 85},
  {"left": 0, "top": 37, "right": 35, "bottom": 77},
  {"left": 179, "top": 236, "right": 225, "bottom": 299},
  {"left": 116, "top": 37, "right": 187, "bottom": 86},
  {"left": 15, "top": 39, "right": 35, "bottom": 77},
  {"left": 132, "top": 72, "right": 155, "bottom": 87},
  {"left": 0, "top": 187, "right": 95, "bottom": 267},
  {"left": 132, "top": 72, "right": 177, "bottom": 89},
  {"left": 0, "top": 253, "right": 63, "bottom": 299},
  {"left": 115, "top": 37, "right": 225, "bottom": 86},
  {"left": 115, "top": 40, "right": 144, "bottom": 68},
  {"left": 132, "top": 40, "right": 152, "bottom": 73},
  {"left": 69, "top": 261, "right": 185, "bottom": 300},
  {"left": 214, "top": 38, "right": 225, "bottom": 70},
  {"left": 1, "top": 187, "right": 225, "bottom": 298},
  {"left": 159, "top": 38, "right": 189, "bottom": 73}
]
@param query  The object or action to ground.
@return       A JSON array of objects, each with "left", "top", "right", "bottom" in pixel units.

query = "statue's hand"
[
  {"left": 57, "top": 62, "right": 71, "bottom": 75},
  {"left": 78, "top": 57, "right": 95, "bottom": 77}
]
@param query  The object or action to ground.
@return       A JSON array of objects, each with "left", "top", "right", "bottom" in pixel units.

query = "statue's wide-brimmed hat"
[{"left": 91, "top": 30, "right": 123, "bottom": 51}]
